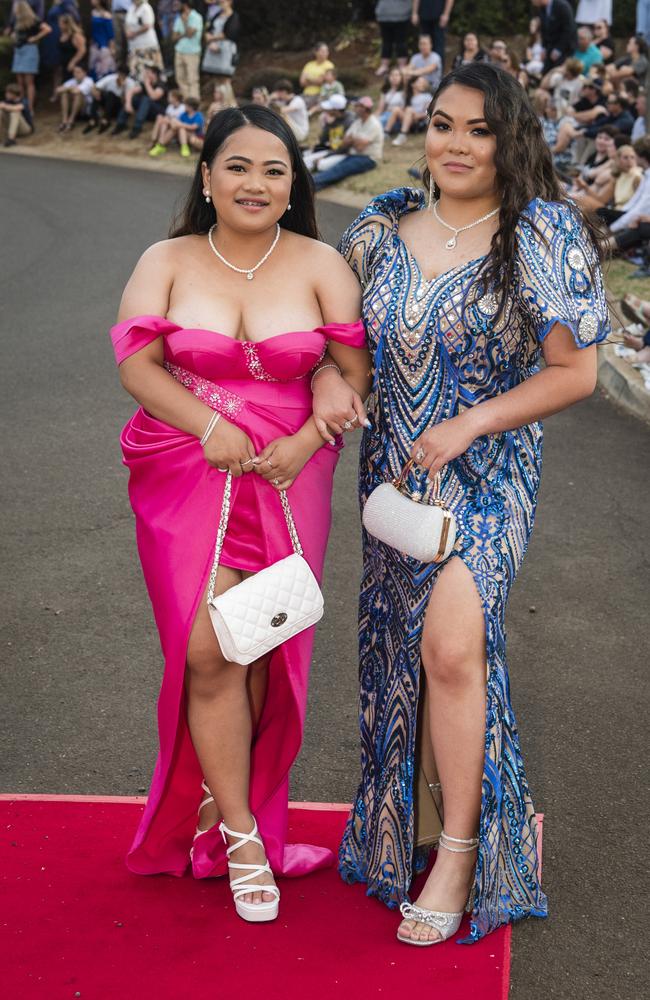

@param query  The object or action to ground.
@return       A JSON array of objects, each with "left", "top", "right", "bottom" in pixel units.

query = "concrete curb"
[{"left": 597, "top": 343, "right": 650, "bottom": 424}]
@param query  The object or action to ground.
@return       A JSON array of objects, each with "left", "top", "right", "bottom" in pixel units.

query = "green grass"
[{"left": 603, "top": 257, "right": 650, "bottom": 305}]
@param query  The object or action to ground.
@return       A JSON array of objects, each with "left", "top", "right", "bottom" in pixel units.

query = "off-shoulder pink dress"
[{"left": 110, "top": 315, "right": 366, "bottom": 881}]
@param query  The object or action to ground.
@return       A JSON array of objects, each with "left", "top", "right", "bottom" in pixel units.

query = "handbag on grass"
[
  {"left": 207, "top": 472, "right": 324, "bottom": 666},
  {"left": 362, "top": 458, "right": 457, "bottom": 563}
]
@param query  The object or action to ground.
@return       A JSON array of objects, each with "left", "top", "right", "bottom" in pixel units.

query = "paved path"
[{"left": 1, "top": 155, "right": 647, "bottom": 999}]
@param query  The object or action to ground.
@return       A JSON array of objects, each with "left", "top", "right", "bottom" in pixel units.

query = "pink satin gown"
[{"left": 110, "top": 315, "right": 366, "bottom": 881}]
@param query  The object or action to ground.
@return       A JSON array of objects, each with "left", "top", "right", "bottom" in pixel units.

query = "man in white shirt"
[
  {"left": 84, "top": 66, "right": 140, "bottom": 133},
  {"left": 56, "top": 65, "right": 95, "bottom": 132},
  {"left": 313, "top": 96, "right": 384, "bottom": 190},
  {"left": 270, "top": 79, "right": 309, "bottom": 143}
]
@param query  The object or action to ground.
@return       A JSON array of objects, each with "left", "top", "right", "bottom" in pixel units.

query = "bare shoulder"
[
  {"left": 283, "top": 231, "right": 358, "bottom": 282},
  {"left": 118, "top": 237, "right": 195, "bottom": 322}
]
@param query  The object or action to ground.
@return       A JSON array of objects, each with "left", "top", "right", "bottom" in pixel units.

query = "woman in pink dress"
[{"left": 110, "top": 106, "right": 370, "bottom": 922}]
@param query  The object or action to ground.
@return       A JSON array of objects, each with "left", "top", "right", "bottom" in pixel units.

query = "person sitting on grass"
[
  {"left": 312, "top": 95, "right": 383, "bottom": 191},
  {"left": 299, "top": 41, "right": 335, "bottom": 107},
  {"left": 83, "top": 63, "right": 139, "bottom": 133},
  {"left": 308, "top": 66, "right": 345, "bottom": 117},
  {"left": 601, "top": 137, "right": 650, "bottom": 252},
  {"left": 391, "top": 75, "right": 431, "bottom": 146},
  {"left": 55, "top": 62, "right": 94, "bottom": 131},
  {"left": 303, "top": 93, "right": 354, "bottom": 170},
  {"left": 148, "top": 87, "right": 185, "bottom": 148},
  {"left": 403, "top": 33, "right": 442, "bottom": 91},
  {"left": 377, "top": 66, "right": 406, "bottom": 134},
  {"left": 269, "top": 78, "right": 309, "bottom": 144},
  {"left": 205, "top": 82, "right": 236, "bottom": 126},
  {"left": 149, "top": 94, "right": 204, "bottom": 157},
  {"left": 0, "top": 81, "right": 34, "bottom": 148},
  {"left": 111, "top": 63, "right": 167, "bottom": 138}
]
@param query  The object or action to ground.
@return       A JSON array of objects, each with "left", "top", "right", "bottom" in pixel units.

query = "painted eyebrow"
[
  {"left": 224, "top": 155, "right": 289, "bottom": 167},
  {"left": 431, "top": 110, "right": 488, "bottom": 125}
]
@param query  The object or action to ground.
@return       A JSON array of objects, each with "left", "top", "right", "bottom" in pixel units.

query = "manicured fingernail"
[{"left": 363, "top": 420, "right": 371, "bottom": 428}]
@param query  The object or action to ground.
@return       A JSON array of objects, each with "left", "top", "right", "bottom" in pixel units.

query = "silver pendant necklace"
[
  {"left": 207, "top": 223, "right": 281, "bottom": 280},
  {"left": 432, "top": 201, "right": 500, "bottom": 250}
]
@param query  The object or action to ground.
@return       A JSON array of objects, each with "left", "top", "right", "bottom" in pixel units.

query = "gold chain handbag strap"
[{"left": 206, "top": 472, "right": 303, "bottom": 604}]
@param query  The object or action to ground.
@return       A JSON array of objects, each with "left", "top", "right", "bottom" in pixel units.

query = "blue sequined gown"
[{"left": 338, "top": 187, "right": 610, "bottom": 941}]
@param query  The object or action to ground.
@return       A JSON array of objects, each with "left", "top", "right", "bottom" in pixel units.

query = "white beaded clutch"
[
  {"left": 207, "top": 474, "right": 324, "bottom": 666},
  {"left": 362, "top": 459, "right": 457, "bottom": 563}
]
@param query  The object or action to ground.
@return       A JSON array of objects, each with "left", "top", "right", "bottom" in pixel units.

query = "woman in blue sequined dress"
[{"left": 313, "top": 64, "right": 610, "bottom": 944}]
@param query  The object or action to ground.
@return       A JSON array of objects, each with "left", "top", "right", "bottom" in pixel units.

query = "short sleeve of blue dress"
[
  {"left": 338, "top": 194, "right": 394, "bottom": 290},
  {"left": 515, "top": 198, "right": 610, "bottom": 349}
]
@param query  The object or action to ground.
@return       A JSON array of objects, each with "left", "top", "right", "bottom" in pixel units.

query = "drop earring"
[
  {"left": 204, "top": 189, "right": 211, "bottom": 204},
  {"left": 428, "top": 175, "right": 435, "bottom": 211}
]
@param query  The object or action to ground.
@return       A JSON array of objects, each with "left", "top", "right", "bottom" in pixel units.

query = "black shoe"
[
  {"left": 3, "top": 138, "right": 16, "bottom": 147},
  {"left": 128, "top": 127, "right": 141, "bottom": 139},
  {"left": 110, "top": 123, "right": 127, "bottom": 136},
  {"left": 97, "top": 120, "right": 110, "bottom": 134},
  {"left": 82, "top": 121, "right": 97, "bottom": 135}
]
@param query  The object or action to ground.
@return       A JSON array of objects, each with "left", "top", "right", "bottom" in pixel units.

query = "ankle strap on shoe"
[
  {"left": 438, "top": 829, "right": 479, "bottom": 854},
  {"left": 219, "top": 818, "right": 264, "bottom": 856}
]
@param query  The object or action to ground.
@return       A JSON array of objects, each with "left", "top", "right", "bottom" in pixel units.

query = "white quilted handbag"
[
  {"left": 207, "top": 473, "right": 324, "bottom": 665},
  {"left": 362, "top": 459, "right": 457, "bottom": 563}
]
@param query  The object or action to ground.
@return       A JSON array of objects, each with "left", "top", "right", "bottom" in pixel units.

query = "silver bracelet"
[
  {"left": 199, "top": 410, "right": 221, "bottom": 447},
  {"left": 310, "top": 363, "right": 341, "bottom": 392}
]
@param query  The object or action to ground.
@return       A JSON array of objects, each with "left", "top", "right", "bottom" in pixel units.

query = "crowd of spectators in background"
[{"left": 2, "top": 0, "right": 650, "bottom": 285}]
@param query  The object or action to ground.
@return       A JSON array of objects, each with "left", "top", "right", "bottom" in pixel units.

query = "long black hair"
[
  {"left": 169, "top": 105, "right": 318, "bottom": 240},
  {"left": 422, "top": 63, "right": 606, "bottom": 322}
]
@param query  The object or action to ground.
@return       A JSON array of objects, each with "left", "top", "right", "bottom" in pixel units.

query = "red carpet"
[{"left": 1, "top": 796, "right": 525, "bottom": 1000}]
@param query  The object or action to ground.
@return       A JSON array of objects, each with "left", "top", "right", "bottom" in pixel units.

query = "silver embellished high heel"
[{"left": 397, "top": 830, "right": 478, "bottom": 946}]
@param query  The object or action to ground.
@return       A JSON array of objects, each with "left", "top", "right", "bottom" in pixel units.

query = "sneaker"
[
  {"left": 82, "top": 121, "right": 96, "bottom": 135},
  {"left": 180, "top": 142, "right": 191, "bottom": 158},
  {"left": 392, "top": 133, "right": 407, "bottom": 146},
  {"left": 111, "top": 123, "right": 127, "bottom": 136},
  {"left": 97, "top": 120, "right": 110, "bottom": 134},
  {"left": 128, "top": 126, "right": 141, "bottom": 140},
  {"left": 3, "top": 138, "right": 16, "bottom": 147},
  {"left": 149, "top": 143, "right": 167, "bottom": 157}
]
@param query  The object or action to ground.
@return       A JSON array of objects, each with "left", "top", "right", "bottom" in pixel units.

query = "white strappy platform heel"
[
  {"left": 397, "top": 830, "right": 478, "bottom": 946},
  {"left": 189, "top": 779, "right": 216, "bottom": 862},
  {"left": 219, "top": 817, "right": 280, "bottom": 923}
]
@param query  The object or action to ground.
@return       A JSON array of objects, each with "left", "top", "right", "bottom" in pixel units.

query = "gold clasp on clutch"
[{"left": 393, "top": 458, "right": 442, "bottom": 503}]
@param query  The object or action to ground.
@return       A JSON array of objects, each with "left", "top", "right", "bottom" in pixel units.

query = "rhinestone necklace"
[
  {"left": 432, "top": 201, "right": 500, "bottom": 250},
  {"left": 207, "top": 223, "right": 281, "bottom": 280}
]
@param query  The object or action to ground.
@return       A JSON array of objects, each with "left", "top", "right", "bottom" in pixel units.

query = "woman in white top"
[
  {"left": 125, "top": 0, "right": 162, "bottom": 81},
  {"left": 377, "top": 66, "right": 406, "bottom": 133},
  {"left": 391, "top": 75, "right": 431, "bottom": 145}
]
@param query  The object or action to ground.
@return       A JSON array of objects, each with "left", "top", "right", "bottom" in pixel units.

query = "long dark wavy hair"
[
  {"left": 169, "top": 105, "right": 318, "bottom": 240},
  {"left": 422, "top": 63, "right": 606, "bottom": 322}
]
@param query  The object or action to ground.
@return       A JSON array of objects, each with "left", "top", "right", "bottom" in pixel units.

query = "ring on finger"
[
  {"left": 343, "top": 420, "right": 352, "bottom": 430},
  {"left": 415, "top": 447, "right": 426, "bottom": 462},
  {"left": 266, "top": 458, "right": 275, "bottom": 469},
  {"left": 351, "top": 414, "right": 359, "bottom": 424},
  {"left": 273, "top": 477, "right": 280, "bottom": 486},
  {"left": 240, "top": 457, "right": 254, "bottom": 468}
]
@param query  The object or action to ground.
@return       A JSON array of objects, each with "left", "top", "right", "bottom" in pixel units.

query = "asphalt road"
[{"left": 1, "top": 155, "right": 648, "bottom": 999}]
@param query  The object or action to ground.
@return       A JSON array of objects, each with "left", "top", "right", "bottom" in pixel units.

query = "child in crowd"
[
  {"left": 377, "top": 66, "right": 406, "bottom": 134},
  {"left": 525, "top": 17, "right": 545, "bottom": 79},
  {"left": 308, "top": 66, "right": 345, "bottom": 117},
  {"left": 55, "top": 63, "right": 94, "bottom": 132},
  {"left": 251, "top": 86, "right": 269, "bottom": 106},
  {"left": 150, "top": 94, "right": 203, "bottom": 157},
  {"left": 0, "top": 82, "right": 33, "bottom": 147},
  {"left": 303, "top": 93, "right": 353, "bottom": 170},
  {"left": 206, "top": 81, "right": 234, "bottom": 124},
  {"left": 149, "top": 88, "right": 185, "bottom": 148},
  {"left": 391, "top": 75, "right": 431, "bottom": 146}
]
